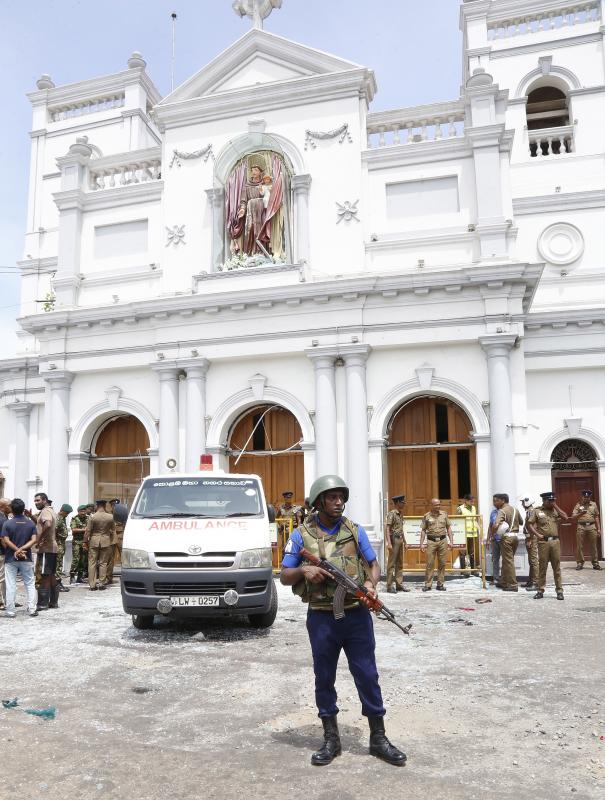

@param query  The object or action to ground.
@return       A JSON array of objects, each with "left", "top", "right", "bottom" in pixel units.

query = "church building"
[{"left": 0, "top": 0, "right": 603, "bottom": 565}]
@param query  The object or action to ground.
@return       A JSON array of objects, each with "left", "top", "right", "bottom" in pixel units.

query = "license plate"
[{"left": 169, "top": 595, "right": 220, "bottom": 607}]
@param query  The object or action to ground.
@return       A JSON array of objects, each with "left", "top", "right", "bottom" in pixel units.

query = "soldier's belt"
[
  {"left": 392, "top": 532, "right": 404, "bottom": 538},
  {"left": 427, "top": 535, "right": 446, "bottom": 541},
  {"left": 578, "top": 521, "right": 595, "bottom": 526},
  {"left": 541, "top": 536, "right": 559, "bottom": 542}
]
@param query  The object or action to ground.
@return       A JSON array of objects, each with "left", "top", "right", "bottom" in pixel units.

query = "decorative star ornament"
[
  {"left": 336, "top": 200, "right": 360, "bottom": 224},
  {"left": 166, "top": 225, "right": 186, "bottom": 246}
]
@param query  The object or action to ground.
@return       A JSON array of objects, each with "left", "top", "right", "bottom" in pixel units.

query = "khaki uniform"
[
  {"left": 422, "top": 511, "right": 450, "bottom": 588},
  {"left": 529, "top": 506, "right": 562, "bottom": 592},
  {"left": 573, "top": 500, "right": 600, "bottom": 567},
  {"left": 385, "top": 509, "right": 406, "bottom": 589},
  {"left": 523, "top": 506, "right": 539, "bottom": 585},
  {"left": 106, "top": 521, "right": 124, "bottom": 583},
  {"left": 495, "top": 504, "right": 520, "bottom": 589},
  {"left": 86, "top": 511, "right": 115, "bottom": 589}
]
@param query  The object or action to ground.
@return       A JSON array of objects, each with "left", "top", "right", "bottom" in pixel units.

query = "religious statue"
[
  {"left": 225, "top": 153, "right": 288, "bottom": 261},
  {"left": 232, "top": 0, "right": 283, "bottom": 29}
]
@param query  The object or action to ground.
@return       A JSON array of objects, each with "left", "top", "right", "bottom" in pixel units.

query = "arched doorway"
[
  {"left": 550, "top": 439, "right": 601, "bottom": 560},
  {"left": 92, "top": 415, "right": 150, "bottom": 506},
  {"left": 227, "top": 404, "right": 304, "bottom": 508},
  {"left": 386, "top": 396, "right": 477, "bottom": 516}
]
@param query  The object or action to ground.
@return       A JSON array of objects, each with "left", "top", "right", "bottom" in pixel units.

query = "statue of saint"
[{"left": 226, "top": 153, "right": 287, "bottom": 260}]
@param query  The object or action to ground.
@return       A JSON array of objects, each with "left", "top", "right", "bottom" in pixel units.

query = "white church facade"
[{"left": 0, "top": 0, "right": 604, "bottom": 563}]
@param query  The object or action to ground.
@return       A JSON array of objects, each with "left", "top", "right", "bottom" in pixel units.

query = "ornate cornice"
[{"left": 513, "top": 189, "right": 605, "bottom": 216}]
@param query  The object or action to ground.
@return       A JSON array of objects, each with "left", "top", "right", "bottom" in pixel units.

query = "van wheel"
[
  {"left": 132, "top": 614, "right": 154, "bottom": 630},
  {"left": 248, "top": 580, "right": 278, "bottom": 628}
]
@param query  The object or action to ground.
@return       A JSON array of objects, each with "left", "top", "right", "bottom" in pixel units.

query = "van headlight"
[
  {"left": 239, "top": 548, "right": 272, "bottom": 569},
  {"left": 121, "top": 548, "right": 150, "bottom": 569}
]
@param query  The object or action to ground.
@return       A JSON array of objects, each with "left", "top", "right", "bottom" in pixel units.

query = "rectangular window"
[
  {"left": 435, "top": 403, "right": 449, "bottom": 443},
  {"left": 94, "top": 219, "right": 148, "bottom": 259},
  {"left": 436, "top": 451, "right": 451, "bottom": 499},
  {"left": 386, "top": 176, "right": 459, "bottom": 219},
  {"left": 456, "top": 450, "right": 471, "bottom": 498},
  {"left": 252, "top": 414, "right": 265, "bottom": 451}
]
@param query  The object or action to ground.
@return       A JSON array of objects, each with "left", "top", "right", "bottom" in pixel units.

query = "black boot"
[
  {"left": 311, "top": 716, "right": 341, "bottom": 766},
  {"left": 36, "top": 589, "right": 50, "bottom": 611},
  {"left": 368, "top": 716, "right": 406, "bottom": 766},
  {"left": 76, "top": 572, "right": 83, "bottom": 584},
  {"left": 49, "top": 585, "right": 60, "bottom": 609},
  {"left": 58, "top": 581, "right": 70, "bottom": 593}
]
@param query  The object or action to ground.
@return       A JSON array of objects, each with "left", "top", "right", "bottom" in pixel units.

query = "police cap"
[
  {"left": 282, "top": 491, "right": 293, "bottom": 498},
  {"left": 110, "top": 498, "right": 120, "bottom": 505},
  {"left": 581, "top": 489, "right": 593, "bottom": 497},
  {"left": 392, "top": 494, "right": 406, "bottom": 503},
  {"left": 95, "top": 499, "right": 106, "bottom": 506},
  {"left": 540, "top": 491, "right": 556, "bottom": 500}
]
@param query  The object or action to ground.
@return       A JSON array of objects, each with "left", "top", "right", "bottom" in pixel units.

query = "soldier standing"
[
  {"left": 278, "top": 491, "right": 301, "bottom": 528},
  {"left": 521, "top": 498, "right": 539, "bottom": 591},
  {"left": 280, "top": 475, "right": 406, "bottom": 767},
  {"left": 420, "top": 499, "right": 453, "bottom": 591},
  {"left": 528, "top": 491, "right": 569, "bottom": 600},
  {"left": 55, "top": 503, "right": 73, "bottom": 592},
  {"left": 572, "top": 489, "right": 602, "bottom": 570},
  {"left": 69, "top": 505, "right": 88, "bottom": 583},
  {"left": 385, "top": 495, "right": 409, "bottom": 593},
  {"left": 84, "top": 500, "right": 115, "bottom": 590}
]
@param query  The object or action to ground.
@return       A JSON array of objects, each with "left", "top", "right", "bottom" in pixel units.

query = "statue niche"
[{"left": 225, "top": 151, "right": 291, "bottom": 264}]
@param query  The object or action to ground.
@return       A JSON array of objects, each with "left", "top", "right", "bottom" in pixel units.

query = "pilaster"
[
  {"left": 152, "top": 363, "right": 181, "bottom": 471},
  {"left": 205, "top": 187, "right": 225, "bottom": 271},
  {"left": 305, "top": 346, "right": 339, "bottom": 477},
  {"left": 181, "top": 359, "right": 210, "bottom": 472},
  {"left": 8, "top": 402, "right": 33, "bottom": 499},
  {"left": 44, "top": 371, "right": 74, "bottom": 505},
  {"left": 292, "top": 173, "right": 312, "bottom": 266},
  {"left": 343, "top": 345, "right": 371, "bottom": 526}
]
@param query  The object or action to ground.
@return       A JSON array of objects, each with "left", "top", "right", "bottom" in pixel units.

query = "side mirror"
[{"left": 267, "top": 504, "right": 276, "bottom": 523}]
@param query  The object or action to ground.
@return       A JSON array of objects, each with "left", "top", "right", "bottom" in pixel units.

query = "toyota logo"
[{"left": 188, "top": 545, "right": 202, "bottom": 555}]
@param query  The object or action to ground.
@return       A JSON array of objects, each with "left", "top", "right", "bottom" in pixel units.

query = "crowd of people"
[{"left": 0, "top": 494, "right": 125, "bottom": 617}]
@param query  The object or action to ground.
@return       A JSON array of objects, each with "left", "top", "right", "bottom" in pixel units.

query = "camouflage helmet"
[{"left": 308, "top": 475, "right": 349, "bottom": 509}]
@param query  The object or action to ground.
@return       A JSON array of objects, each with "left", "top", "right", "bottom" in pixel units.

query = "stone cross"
[{"left": 232, "top": 0, "right": 283, "bottom": 30}]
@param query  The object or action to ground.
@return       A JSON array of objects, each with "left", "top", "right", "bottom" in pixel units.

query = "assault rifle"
[{"left": 299, "top": 547, "right": 412, "bottom": 635}]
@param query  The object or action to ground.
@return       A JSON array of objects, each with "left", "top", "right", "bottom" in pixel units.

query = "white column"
[
  {"left": 343, "top": 346, "right": 371, "bottom": 526},
  {"left": 205, "top": 187, "right": 224, "bottom": 272},
  {"left": 8, "top": 402, "right": 32, "bottom": 499},
  {"left": 292, "top": 174, "right": 312, "bottom": 266},
  {"left": 306, "top": 348, "right": 338, "bottom": 477},
  {"left": 480, "top": 335, "right": 517, "bottom": 499},
  {"left": 153, "top": 364, "right": 180, "bottom": 471},
  {"left": 183, "top": 359, "right": 209, "bottom": 472},
  {"left": 44, "top": 372, "right": 73, "bottom": 505}
]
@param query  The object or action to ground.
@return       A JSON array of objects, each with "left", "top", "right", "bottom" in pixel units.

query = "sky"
[{"left": 0, "top": 0, "right": 463, "bottom": 357}]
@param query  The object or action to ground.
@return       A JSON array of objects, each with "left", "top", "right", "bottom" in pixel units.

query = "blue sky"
[{"left": 0, "top": 0, "right": 462, "bottom": 357}]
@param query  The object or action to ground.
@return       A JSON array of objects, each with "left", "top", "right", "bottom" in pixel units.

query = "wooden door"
[
  {"left": 552, "top": 471, "right": 601, "bottom": 560},
  {"left": 228, "top": 453, "right": 304, "bottom": 509}
]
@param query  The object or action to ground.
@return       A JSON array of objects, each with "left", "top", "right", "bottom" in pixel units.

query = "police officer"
[
  {"left": 84, "top": 500, "right": 115, "bottom": 590},
  {"left": 521, "top": 498, "right": 539, "bottom": 591},
  {"left": 420, "top": 499, "right": 453, "bottom": 591},
  {"left": 385, "top": 495, "right": 409, "bottom": 593},
  {"left": 527, "top": 491, "right": 569, "bottom": 600},
  {"left": 280, "top": 475, "right": 406, "bottom": 767},
  {"left": 492, "top": 493, "right": 521, "bottom": 592},
  {"left": 69, "top": 505, "right": 88, "bottom": 583},
  {"left": 55, "top": 503, "right": 73, "bottom": 592},
  {"left": 278, "top": 491, "right": 301, "bottom": 528},
  {"left": 106, "top": 498, "right": 124, "bottom": 584},
  {"left": 572, "top": 489, "right": 602, "bottom": 570}
]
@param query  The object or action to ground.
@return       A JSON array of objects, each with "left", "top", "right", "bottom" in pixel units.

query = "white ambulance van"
[{"left": 120, "top": 472, "right": 277, "bottom": 630}]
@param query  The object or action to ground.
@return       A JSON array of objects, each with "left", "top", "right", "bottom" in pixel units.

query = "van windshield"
[{"left": 131, "top": 477, "right": 263, "bottom": 519}]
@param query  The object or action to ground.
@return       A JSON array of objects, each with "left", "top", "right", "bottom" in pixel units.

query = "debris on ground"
[
  {"left": 24, "top": 707, "right": 56, "bottom": 720},
  {"left": 475, "top": 598, "right": 492, "bottom": 604},
  {"left": 447, "top": 617, "right": 473, "bottom": 626},
  {"left": 2, "top": 698, "right": 19, "bottom": 708},
  {"left": 457, "top": 607, "right": 475, "bottom": 612}
]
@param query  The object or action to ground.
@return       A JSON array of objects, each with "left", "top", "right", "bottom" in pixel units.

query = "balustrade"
[
  {"left": 367, "top": 103, "right": 464, "bottom": 149},
  {"left": 487, "top": 3, "right": 599, "bottom": 40},
  {"left": 528, "top": 124, "right": 574, "bottom": 158},
  {"left": 50, "top": 94, "right": 125, "bottom": 122},
  {"left": 88, "top": 148, "right": 162, "bottom": 191}
]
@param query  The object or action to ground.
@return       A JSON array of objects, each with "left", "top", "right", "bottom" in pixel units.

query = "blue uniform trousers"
[{"left": 306, "top": 605, "right": 385, "bottom": 718}]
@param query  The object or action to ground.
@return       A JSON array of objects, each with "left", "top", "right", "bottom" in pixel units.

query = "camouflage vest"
[{"left": 292, "top": 515, "right": 368, "bottom": 609}]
